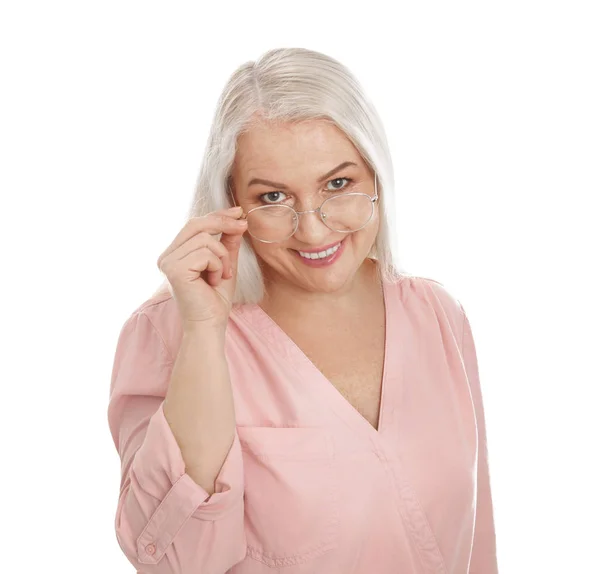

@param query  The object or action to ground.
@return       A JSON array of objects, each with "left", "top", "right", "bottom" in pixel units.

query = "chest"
[{"left": 279, "top": 311, "right": 386, "bottom": 430}]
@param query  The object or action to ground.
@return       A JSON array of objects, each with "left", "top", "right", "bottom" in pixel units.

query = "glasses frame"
[{"left": 229, "top": 173, "right": 379, "bottom": 244}]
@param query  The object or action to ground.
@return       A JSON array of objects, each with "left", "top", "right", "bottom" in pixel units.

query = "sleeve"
[
  {"left": 461, "top": 305, "right": 499, "bottom": 574},
  {"left": 107, "top": 310, "right": 247, "bottom": 573}
]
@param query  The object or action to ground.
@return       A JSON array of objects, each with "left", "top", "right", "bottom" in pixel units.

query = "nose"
[{"left": 292, "top": 207, "right": 336, "bottom": 243}]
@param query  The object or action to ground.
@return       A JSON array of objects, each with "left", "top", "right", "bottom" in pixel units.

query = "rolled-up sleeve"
[
  {"left": 461, "top": 306, "right": 499, "bottom": 574},
  {"left": 107, "top": 310, "right": 247, "bottom": 573}
]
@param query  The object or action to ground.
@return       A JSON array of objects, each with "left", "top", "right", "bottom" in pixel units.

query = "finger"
[
  {"left": 199, "top": 249, "right": 226, "bottom": 286},
  {"left": 219, "top": 219, "right": 247, "bottom": 268},
  {"left": 160, "top": 232, "right": 232, "bottom": 283},
  {"left": 169, "top": 247, "right": 223, "bottom": 287},
  {"left": 192, "top": 232, "right": 234, "bottom": 281},
  {"left": 157, "top": 211, "right": 246, "bottom": 269},
  {"left": 160, "top": 213, "right": 245, "bottom": 260},
  {"left": 173, "top": 231, "right": 231, "bottom": 266}
]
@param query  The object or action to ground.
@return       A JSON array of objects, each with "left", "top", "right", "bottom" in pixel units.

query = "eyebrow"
[{"left": 247, "top": 161, "right": 358, "bottom": 189}]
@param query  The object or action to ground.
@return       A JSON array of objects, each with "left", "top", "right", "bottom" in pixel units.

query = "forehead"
[{"left": 233, "top": 119, "right": 363, "bottom": 179}]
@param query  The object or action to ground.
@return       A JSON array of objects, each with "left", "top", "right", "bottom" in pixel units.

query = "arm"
[
  {"left": 461, "top": 305, "right": 499, "bottom": 573},
  {"left": 107, "top": 311, "right": 247, "bottom": 573}
]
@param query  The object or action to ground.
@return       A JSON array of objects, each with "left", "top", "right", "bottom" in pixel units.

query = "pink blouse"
[{"left": 108, "top": 275, "right": 498, "bottom": 573}]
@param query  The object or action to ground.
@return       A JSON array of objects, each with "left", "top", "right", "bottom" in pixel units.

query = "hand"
[{"left": 156, "top": 206, "right": 248, "bottom": 329}]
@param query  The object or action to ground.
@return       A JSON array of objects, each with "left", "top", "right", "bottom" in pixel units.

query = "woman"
[{"left": 108, "top": 47, "right": 498, "bottom": 573}]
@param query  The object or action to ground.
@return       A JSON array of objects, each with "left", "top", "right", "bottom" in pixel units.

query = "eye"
[
  {"left": 258, "top": 191, "right": 287, "bottom": 205},
  {"left": 326, "top": 177, "right": 353, "bottom": 191},
  {"left": 257, "top": 177, "right": 354, "bottom": 205}
]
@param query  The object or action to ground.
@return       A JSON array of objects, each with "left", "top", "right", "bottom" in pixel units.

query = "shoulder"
[
  {"left": 124, "top": 290, "right": 184, "bottom": 362},
  {"left": 388, "top": 273, "right": 465, "bottom": 340},
  {"left": 416, "top": 275, "right": 464, "bottom": 318},
  {"left": 389, "top": 273, "right": 463, "bottom": 313}
]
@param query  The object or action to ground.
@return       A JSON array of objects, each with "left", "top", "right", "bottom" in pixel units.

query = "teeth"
[{"left": 298, "top": 243, "right": 341, "bottom": 260}]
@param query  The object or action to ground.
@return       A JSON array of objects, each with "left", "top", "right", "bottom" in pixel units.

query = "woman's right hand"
[{"left": 156, "top": 206, "right": 248, "bottom": 330}]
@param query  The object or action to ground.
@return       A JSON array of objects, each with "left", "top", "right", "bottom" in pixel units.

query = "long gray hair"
[{"left": 152, "top": 47, "right": 410, "bottom": 305}]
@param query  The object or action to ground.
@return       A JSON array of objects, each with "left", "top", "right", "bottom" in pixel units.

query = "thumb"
[{"left": 220, "top": 229, "right": 245, "bottom": 272}]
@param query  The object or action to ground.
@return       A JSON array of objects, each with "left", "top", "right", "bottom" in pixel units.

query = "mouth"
[{"left": 289, "top": 236, "right": 348, "bottom": 267}]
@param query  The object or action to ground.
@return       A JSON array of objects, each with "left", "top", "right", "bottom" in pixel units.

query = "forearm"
[{"left": 163, "top": 325, "right": 236, "bottom": 496}]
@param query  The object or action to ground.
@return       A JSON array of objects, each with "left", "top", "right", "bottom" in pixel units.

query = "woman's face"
[{"left": 230, "top": 118, "right": 379, "bottom": 295}]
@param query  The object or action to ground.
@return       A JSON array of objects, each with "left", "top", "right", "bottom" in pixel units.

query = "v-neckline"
[{"left": 231, "top": 268, "right": 400, "bottom": 442}]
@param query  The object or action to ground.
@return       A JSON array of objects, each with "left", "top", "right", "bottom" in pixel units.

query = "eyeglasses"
[{"left": 230, "top": 173, "right": 379, "bottom": 244}]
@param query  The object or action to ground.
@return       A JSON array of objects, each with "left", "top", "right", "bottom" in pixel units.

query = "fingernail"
[{"left": 228, "top": 206, "right": 242, "bottom": 212}]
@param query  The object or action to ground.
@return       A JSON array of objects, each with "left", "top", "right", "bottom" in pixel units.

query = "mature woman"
[{"left": 108, "top": 47, "right": 498, "bottom": 573}]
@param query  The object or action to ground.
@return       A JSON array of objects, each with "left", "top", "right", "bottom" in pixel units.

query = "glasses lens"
[
  {"left": 246, "top": 205, "right": 297, "bottom": 242},
  {"left": 321, "top": 193, "right": 373, "bottom": 232},
  {"left": 245, "top": 194, "right": 374, "bottom": 242}
]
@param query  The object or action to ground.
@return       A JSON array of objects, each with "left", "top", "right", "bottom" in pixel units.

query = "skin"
[{"left": 229, "top": 116, "right": 381, "bottom": 322}]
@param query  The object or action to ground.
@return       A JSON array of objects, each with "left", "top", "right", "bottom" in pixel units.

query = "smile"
[
  {"left": 296, "top": 242, "right": 341, "bottom": 259},
  {"left": 290, "top": 236, "right": 348, "bottom": 267}
]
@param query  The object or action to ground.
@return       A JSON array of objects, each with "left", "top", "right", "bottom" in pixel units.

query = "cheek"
[
  {"left": 360, "top": 214, "right": 380, "bottom": 249},
  {"left": 361, "top": 210, "right": 380, "bottom": 238},
  {"left": 248, "top": 238, "right": 287, "bottom": 260}
]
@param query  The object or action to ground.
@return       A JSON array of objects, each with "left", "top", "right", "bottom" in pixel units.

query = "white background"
[{"left": 1, "top": 1, "right": 599, "bottom": 572}]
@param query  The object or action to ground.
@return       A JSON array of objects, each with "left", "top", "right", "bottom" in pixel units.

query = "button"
[{"left": 145, "top": 543, "right": 156, "bottom": 555}]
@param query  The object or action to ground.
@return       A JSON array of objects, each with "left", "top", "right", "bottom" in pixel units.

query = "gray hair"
[{"left": 152, "top": 47, "right": 410, "bottom": 305}]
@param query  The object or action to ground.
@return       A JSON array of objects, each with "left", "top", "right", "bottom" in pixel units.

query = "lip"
[{"left": 291, "top": 236, "right": 347, "bottom": 267}]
